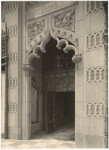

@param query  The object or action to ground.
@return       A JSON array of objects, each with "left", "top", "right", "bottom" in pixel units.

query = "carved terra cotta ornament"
[
  {"left": 26, "top": 30, "right": 76, "bottom": 64},
  {"left": 72, "top": 54, "right": 82, "bottom": 63},
  {"left": 54, "top": 9, "right": 75, "bottom": 31},
  {"left": 23, "top": 64, "right": 34, "bottom": 72}
]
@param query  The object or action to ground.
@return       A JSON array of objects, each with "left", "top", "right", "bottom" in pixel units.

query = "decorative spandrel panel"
[
  {"left": 53, "top": 9, "right": 75, "bottom": 31},
  {"left": 26, "top": 4, "right": 78, "bottom": 52},
  {"left": 27, "top": 20, "right": 45, "bottom": 44},
  {"left": 51, "top": 6, "right": 77, "bottom": 44}
]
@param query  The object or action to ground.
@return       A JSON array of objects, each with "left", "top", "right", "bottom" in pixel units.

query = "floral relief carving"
[
  {"left": 87, "top": 66, "right": 104, "bottom": 83},
  {"left": 86, "top": 103, "right": 104, "bottom": 117},
  {"left": 54, "top": 10, "right": 75, "bottom": 31},
  {"left": 27, "top": 20, "right": 45, "bottom": 43}
]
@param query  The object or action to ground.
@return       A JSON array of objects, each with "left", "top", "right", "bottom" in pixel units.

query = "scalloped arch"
[{"left": 26, "top": 30, "right": 77, "bottom": 64}]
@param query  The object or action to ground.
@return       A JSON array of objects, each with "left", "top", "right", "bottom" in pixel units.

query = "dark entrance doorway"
[
  {"left": 41, "top": 37, "right": 75, "bottom": 140},
  {"left": 44, "top": 91, "right": 75, "bottom": 133}
]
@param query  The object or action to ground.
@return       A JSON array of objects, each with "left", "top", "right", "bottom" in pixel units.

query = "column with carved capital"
[{"left": 22, "top": 64, "right": 34, "bottom": 139}]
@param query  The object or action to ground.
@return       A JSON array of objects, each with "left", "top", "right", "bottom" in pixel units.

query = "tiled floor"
[{"left": 1, "top": 125, "right": 75, "bottom": 149}]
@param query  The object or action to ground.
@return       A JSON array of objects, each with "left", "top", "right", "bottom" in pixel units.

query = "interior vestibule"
[{"left": 31, "top": 37, "right": 75, "bottom": 135}]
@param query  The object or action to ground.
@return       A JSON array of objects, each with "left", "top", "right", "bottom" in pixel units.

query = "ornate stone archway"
[{"left": 23, "top": 4, "right": 82, "bottom": 140}]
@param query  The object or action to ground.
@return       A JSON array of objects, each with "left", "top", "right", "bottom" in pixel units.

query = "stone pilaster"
[{"left": 22, "top": 64, "right": 34, "bottom": 139}]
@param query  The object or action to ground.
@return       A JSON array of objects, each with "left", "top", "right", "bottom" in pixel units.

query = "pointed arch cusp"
[
  {"left": 63, "top": 45, "right": 75, "bottom": 53},
  {"left": 33, "top": 45, "right": 46, "bottom": 54},
  {"left": 56, "top": 39, "right": 68, "bottom": 49},
  {"left": 27, "top": 53, "right": 40, "bottom": 64},
  {"left": 26, "top": 30, "right": 76, "bottom": 65}
]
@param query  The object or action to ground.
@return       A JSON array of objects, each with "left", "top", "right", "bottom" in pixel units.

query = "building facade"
[{"left": 1, "top": 1, "right": 108, "bottom": 148}]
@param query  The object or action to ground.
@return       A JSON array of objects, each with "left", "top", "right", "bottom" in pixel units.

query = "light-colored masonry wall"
[
  {"left": 75, "top": 2, "right": 106, "bottom": 148},
  {"left": 4, "top": 2, "right": 22, "bottom": 139},
  {"left": 3, "top": 1, "right": 107, "bottom": 148}
]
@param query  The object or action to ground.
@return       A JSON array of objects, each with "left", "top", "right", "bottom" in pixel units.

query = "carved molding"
[
  {"left": 87, "top": 66, "right": 104, "bottom": 83},
  {"left": 86, "top": 103, "right": 104, "bottom": 117}
]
